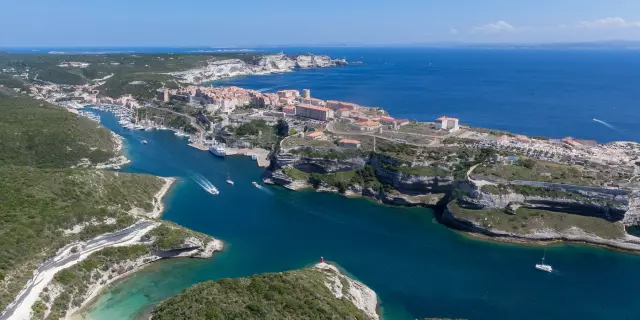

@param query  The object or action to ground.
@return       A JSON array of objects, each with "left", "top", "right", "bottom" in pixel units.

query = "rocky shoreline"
[
  {"left": 268, "top": 168, "right": 640, "bottom": 254},
  {"left": 95, "top": 131, "right": 131, "bottom": 169},
  {"left": 67, "top": 237, "right": 223, "bottom": 320},
  {"left": 170, "top": 53, "right": 348, "bottom": 84},
  {"left": 441, "top": 205, "right": 640, "bottom": 253},
  {"left": 313, "top": 262, "right": 379, "bottom": 320},
  {"left": 268, "top": 168, "right": 448, "bottom": 209},
  {"left": 129, "top": 177, "right": 177, "bottom": 219}
]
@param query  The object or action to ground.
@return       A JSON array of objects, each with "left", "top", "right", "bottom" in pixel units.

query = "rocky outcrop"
[
  {"left": 171, "top": 53, "right": 347, "bottom": 84},
  {"left": 271, "top": 151, "right": 452, "bottom": 207},
  {"left": 275, "top": 152, "right": 367, "bottom": 173},
  {"left": 369, "top": 154, "right": 454, "bottom": 195},
  {"left": 442, "top": 204, "right": 640, "bottom": 252},
  {"left": 458, "top": 181, "right": 630, "bottom": 222},
  {"left": 623, "top": 191, "right": 640, "bottom": 226},
  {"left": 314, "top": 263, "right": 379, "bottom": 320}
]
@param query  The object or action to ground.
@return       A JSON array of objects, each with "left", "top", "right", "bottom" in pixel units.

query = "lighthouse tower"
[{"left": 320, "top": 256, "right": 325, "bottom": 264}]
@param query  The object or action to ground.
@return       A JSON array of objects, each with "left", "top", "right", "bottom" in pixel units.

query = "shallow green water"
[{"left": 84, "top": 112, "right": 640, "bottom": 320}]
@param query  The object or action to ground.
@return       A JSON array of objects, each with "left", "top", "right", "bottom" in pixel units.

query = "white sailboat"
[{"left": 535, "top": 248, "right": 553, "bottom": 272}]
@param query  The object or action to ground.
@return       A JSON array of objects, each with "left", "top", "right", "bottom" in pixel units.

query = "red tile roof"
[
  {"left": 297, "top": 104, "right": 330, "bottom": 112},
  {"left": 339, "top": 139, "right": 361, "bottom": 144},
  {"left": 307, "top": 131, "right": 325, "bottom": 137}
]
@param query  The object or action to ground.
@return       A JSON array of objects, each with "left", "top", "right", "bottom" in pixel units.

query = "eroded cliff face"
[
  {"left": 278, "top": 153, "right": 368, "bottom": 174},
  {"left": 457, "top": 181, "right": 630, "bottom": 222},
  {"left": 271, "top": 152, "right": 453, "bottom": 206},
  {"left": 171, "top": 53, "right": 347, "bottom": 83}
]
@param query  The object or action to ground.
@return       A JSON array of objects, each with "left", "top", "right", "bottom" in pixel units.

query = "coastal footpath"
[
  {"left": 0, "top": 90, "right": 223, "bottom": 320},
  {"left": 150, "top": 262, "right": 379, "bottom": 320}
]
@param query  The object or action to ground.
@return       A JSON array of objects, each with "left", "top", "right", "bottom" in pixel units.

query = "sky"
[{"left": 2, "top": 0, "right": 640, "bottom": 47}]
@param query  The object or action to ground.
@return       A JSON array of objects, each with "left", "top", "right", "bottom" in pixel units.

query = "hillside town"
[{"left": 15, "top": 72, "right": 640, "bottom": 174}]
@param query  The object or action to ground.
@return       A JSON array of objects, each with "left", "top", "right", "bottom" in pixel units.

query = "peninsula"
[
  {"left": 151, "top": 262, "right": 379, "bottom": 320},
  {"left": 3, "top": 50, "right": 640, "bottom": 320},
  {"left": 124, "top": 81, "right": 640, "bottom": 254}
]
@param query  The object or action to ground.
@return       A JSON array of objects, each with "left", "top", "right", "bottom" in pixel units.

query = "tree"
[
  {"left": 275, "top": 119, "right": 289, "bottom": 137},
  {"left": 517, "top": 158, "right": 536, "bottom": 169}
]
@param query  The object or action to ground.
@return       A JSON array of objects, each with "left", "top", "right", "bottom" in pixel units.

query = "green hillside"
[
  {"left": 152, "top": 268, "right": 371, "bottom": 320},
  {"left": 0, "top": 92, "right": 115, "bottom": 168},
  {"left": 0, "top": 92, "right": 165, "bottom": 312}
]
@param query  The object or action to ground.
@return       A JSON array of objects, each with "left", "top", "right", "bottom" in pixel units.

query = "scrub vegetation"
[
  {"left": 152, "top": 268, "right": 370, "bottom": 320},
  {"left": 0, "top": 93, "right": 165, "bottom": 312},
  {"left": 448, "top": 202, "right": 625, "bottom": 239}
]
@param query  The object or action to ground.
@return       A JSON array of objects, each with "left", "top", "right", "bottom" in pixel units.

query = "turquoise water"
[{"left": 83, "top": 111, "right": 640, "bottom": 320}]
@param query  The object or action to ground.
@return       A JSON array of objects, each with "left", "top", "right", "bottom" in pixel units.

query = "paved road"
[{"left": 0, "top": 220, "right": 157, "bottom": 320}]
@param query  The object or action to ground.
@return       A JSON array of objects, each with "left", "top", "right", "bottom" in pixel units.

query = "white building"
[{"left": 435, "top": 116, "right": 459, "bottom": 131}]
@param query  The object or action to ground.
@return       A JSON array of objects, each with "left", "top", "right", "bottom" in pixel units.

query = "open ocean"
[
  {"left": 214, "top": 47, "right": 640, "bottom": 143},
  {"left": 77, "top": 48, "right": 640, "bottom": 320}
]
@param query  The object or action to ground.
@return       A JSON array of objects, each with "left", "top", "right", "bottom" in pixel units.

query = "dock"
[
  {"left": 226, "top": 148, "right": 271, "bottom": 167},
  {"left": 188, "top": 143, "right": 271, "bottom": 167},
  {"left": 188, "top": 143, "right": 209, "bottom": 151}
]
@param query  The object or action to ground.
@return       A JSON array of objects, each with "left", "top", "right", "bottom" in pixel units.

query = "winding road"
[{"left": 0, "top": 220, "right": 158, "bottom": 320}]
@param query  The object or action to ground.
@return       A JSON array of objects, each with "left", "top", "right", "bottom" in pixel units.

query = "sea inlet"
[{"left": 76, "top": 110, "right": 640, "bottom": 320}]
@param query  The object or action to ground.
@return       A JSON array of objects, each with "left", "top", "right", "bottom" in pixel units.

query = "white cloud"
[
  {"left": 472, "top": 21, "right": 517, "bottom": 34},
  {"left": 575, "top": 17, "right": 640, "bottom": 29},
  {"left": 449, "top": 28, "right": 459, "bottom": 35}
]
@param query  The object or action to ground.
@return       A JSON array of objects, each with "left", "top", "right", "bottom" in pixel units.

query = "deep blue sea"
[
  {"left": 214, "top": 47, "right": 640, "bottom": 143},
  {"left": 76, "top": 48, "right": 640, "bottom": 320}
]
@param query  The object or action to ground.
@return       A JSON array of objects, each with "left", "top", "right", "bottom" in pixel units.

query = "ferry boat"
[
  {"left": 535, "top": 249, "right": 553, "bottom": 273},
  {"left": 209, "top": 143, "right": 226, "bottom": 157}
]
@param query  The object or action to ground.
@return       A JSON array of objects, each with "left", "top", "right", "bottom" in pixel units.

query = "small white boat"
[
  {"left": 142, "top": 140, "right": 148, "bottom": 145},
  {"left": 535, "top": 249, "right": 553, "bottom": 272},
  {"left": 226, "top": 179, "right": 234, "bottom": 185},
  {"left": 252, "top": 182, "right": 259, "bottom": 187}
]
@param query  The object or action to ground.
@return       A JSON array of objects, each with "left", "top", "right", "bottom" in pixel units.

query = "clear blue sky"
[{"left": 2, "top": 0, "right": 640, "bottom": 47}]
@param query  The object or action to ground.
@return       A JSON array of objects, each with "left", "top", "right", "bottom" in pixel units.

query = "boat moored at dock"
[{"left": 209, "top": 142, "right": 227, "bottom": 157}]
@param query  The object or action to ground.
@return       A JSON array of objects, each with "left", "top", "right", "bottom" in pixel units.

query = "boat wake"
[
  {"left": 254, "top": 183, "right": 273, "bottom": 195},
  {"left": 190, "top": 173, "right": 219, "bottom": 195},
  {"left": 593, "top": 118, "right": 619, "bottom": 132}
]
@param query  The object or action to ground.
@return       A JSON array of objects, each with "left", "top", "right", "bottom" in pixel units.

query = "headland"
[{"left": 3, "top": 50, "right": 640, "bottom": 320}]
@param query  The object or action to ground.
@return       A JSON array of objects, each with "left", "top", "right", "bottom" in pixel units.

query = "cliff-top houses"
[{"left": 154, "top": 85, "right": 418, "bottom": 129}]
